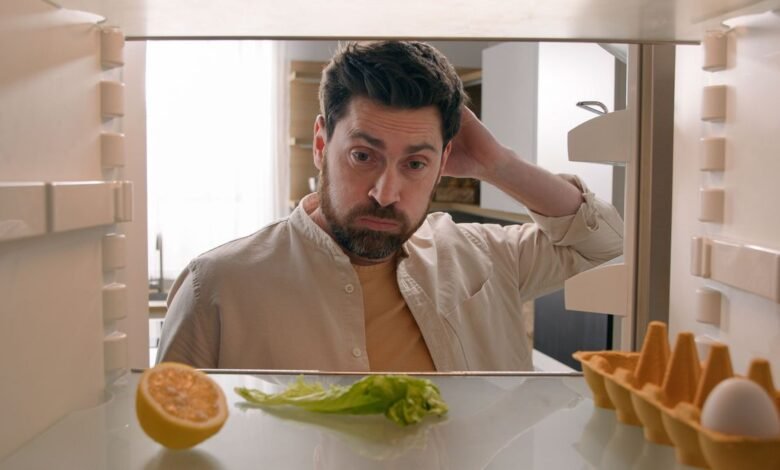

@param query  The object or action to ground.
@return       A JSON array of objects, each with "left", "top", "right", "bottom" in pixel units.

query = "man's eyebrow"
[
  {"left": 405, "top": 142, "right": 438, "bottom": 154},
  {"left": 348, "top": 130, "right": 386, "bottom": 149},
  {"left": 348, "top": 129, "right": 438, "bottom": 154}
]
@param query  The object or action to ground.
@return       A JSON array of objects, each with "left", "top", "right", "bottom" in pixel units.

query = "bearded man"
[{"left": 157, "top": 41, "right": 623, "bottom": 371}]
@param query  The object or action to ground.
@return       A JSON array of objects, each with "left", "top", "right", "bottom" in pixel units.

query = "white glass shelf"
[{"left": 1, "top": 372, "right": 692, "bottom": 469}]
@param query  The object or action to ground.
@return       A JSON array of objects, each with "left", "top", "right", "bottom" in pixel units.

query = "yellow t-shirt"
[{"left": 353, "top": 260, "right": 436, "bottom": 372}]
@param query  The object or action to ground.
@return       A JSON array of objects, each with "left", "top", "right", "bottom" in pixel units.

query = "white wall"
[
  {"left": 480, "top": 42, "right": 615, "bottom": 214},
  {"left": 536, "top": 42, "right": 614, "bottom": 202},
  {"left": 0, "top": 0, "right": 106, "bottom": 458},
  {"left": 669, "top": 14, "right": 780, "bottom": 374},
  {"left": 480, "top": 42, "right": 539, "bottom": 214}
]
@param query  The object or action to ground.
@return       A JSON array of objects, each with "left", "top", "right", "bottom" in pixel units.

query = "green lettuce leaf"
[{"left": 235, "top": 375, "right": 448, "bottom": 426}]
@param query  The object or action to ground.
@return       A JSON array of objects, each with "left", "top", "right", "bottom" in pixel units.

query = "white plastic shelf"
[{"left": 691, "top": 236, "right": 780, "bottom": 303}]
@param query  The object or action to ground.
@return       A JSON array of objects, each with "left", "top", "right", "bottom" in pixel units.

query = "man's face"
[{"left": 313, "top": 97, "right": 451, "bottom": 262}]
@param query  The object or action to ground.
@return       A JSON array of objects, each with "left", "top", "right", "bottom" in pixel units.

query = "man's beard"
[{"left": 318, "top": 158, "right": 434, "bottom": 260}]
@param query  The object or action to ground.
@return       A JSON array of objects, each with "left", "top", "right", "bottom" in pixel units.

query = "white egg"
[{"left": 701, "top": 377, "right": 780, "bottom": 438}]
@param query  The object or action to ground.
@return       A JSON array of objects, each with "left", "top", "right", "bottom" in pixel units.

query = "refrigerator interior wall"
[
  {"left": 0, "top": 0, "right": 106, "bottom": 458},
  {"left": 669, "top": 12, "right": 780, "bottom": 374},
  {"left": 118, "top": 42, "right": 150, "bottom": 376}
]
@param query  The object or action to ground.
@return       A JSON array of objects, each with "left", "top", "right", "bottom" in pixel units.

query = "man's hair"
[{"left": 319, "top": 41, "right": 466, "bottom": 146}]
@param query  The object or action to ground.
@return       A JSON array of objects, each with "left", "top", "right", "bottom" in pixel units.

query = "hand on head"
[{"left": 443, "top": 106, "right": 510, "bottom": 181}]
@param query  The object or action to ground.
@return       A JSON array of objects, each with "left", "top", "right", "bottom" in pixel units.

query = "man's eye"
[
  {"left": 351, "top": 151, "right": 371, "bottom": 162},
  {"left": 408, "top": 161, "right": 427, "bottom": 170}
]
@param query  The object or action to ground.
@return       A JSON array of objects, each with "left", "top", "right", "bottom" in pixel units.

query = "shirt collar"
[{"left": 290, "top": 193, "right": 349, "bottom": 260}]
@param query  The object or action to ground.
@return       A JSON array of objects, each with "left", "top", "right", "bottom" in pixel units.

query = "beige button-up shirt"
[{"left": 157, "top": 176, "right": 623, "bottom": 371}]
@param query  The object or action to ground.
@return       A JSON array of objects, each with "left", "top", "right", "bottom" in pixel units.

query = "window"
[{"left": 145, "top": 41, "right": 284, "bottom": 285}]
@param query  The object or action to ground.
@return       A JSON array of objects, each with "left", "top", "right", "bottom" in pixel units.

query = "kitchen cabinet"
[
  {"left": 288, "top": 61, "right": 326, "bottom": 205},
  {"left": 433, "top": 68, "right": 482, "bottom": 206}
]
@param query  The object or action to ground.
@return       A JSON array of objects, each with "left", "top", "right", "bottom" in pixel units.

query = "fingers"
[{"left": 461, "top": 105, "right": 477, "bottom": 124}]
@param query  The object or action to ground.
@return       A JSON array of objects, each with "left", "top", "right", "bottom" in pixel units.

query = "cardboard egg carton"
[{"left": 574, "top": 321, "right": 780, "bottom": 470}]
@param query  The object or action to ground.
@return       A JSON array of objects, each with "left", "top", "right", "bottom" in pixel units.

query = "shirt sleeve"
[
  {"left": 493, "top": 174, "right": 624, "bottom": 300},
  {"left": 156, "top": 262, "right": 220, "bottom": 368},
  {"left": 526, "top": 174, "right": 624, "bottom": 260}
]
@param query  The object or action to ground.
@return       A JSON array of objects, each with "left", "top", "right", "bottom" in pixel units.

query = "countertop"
[{"left": 1, "top": 371, "right": 698, "bottom": 469}]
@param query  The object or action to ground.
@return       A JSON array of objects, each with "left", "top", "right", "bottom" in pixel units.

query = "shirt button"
[
  {"left": 352, "top": 347, "right": 362, "bottom": 358},
  {"left": 344, "top": 284, "right": 355, "bottom": 294}
]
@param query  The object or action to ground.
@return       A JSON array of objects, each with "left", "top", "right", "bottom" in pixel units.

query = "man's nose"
[{"left": 368, "top": 169, "right": 401, "bottom": 208}]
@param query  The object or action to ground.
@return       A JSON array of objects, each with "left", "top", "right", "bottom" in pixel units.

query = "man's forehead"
[{"left": 337, "top": 98, "right": 444, "bottom": 150}]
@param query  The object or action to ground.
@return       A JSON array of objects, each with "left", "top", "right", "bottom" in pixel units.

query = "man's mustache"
[{"left": 348, "top": 201, "right": 406, "bottom": 224}]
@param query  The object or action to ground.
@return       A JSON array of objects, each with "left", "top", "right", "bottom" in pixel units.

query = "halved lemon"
[{"left": 136, "top": 362, "right": 228, "bottom": 449}]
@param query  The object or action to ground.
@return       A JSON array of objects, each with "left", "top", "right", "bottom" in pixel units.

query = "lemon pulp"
[{"left": 136, "top": 362, "right": 228, "bottom": 449}]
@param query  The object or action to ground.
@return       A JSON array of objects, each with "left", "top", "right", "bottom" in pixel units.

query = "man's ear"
[
  {"left": 313, "top": 115, "right": 327, "bottom": 171},
  {"left": 437, "top": 141, "right": 453, "bottom": 184}
]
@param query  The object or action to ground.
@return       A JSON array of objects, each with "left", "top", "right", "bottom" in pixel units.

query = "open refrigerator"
[{"left": 1, "top": 0, "right": 779, "bottom": 461}]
